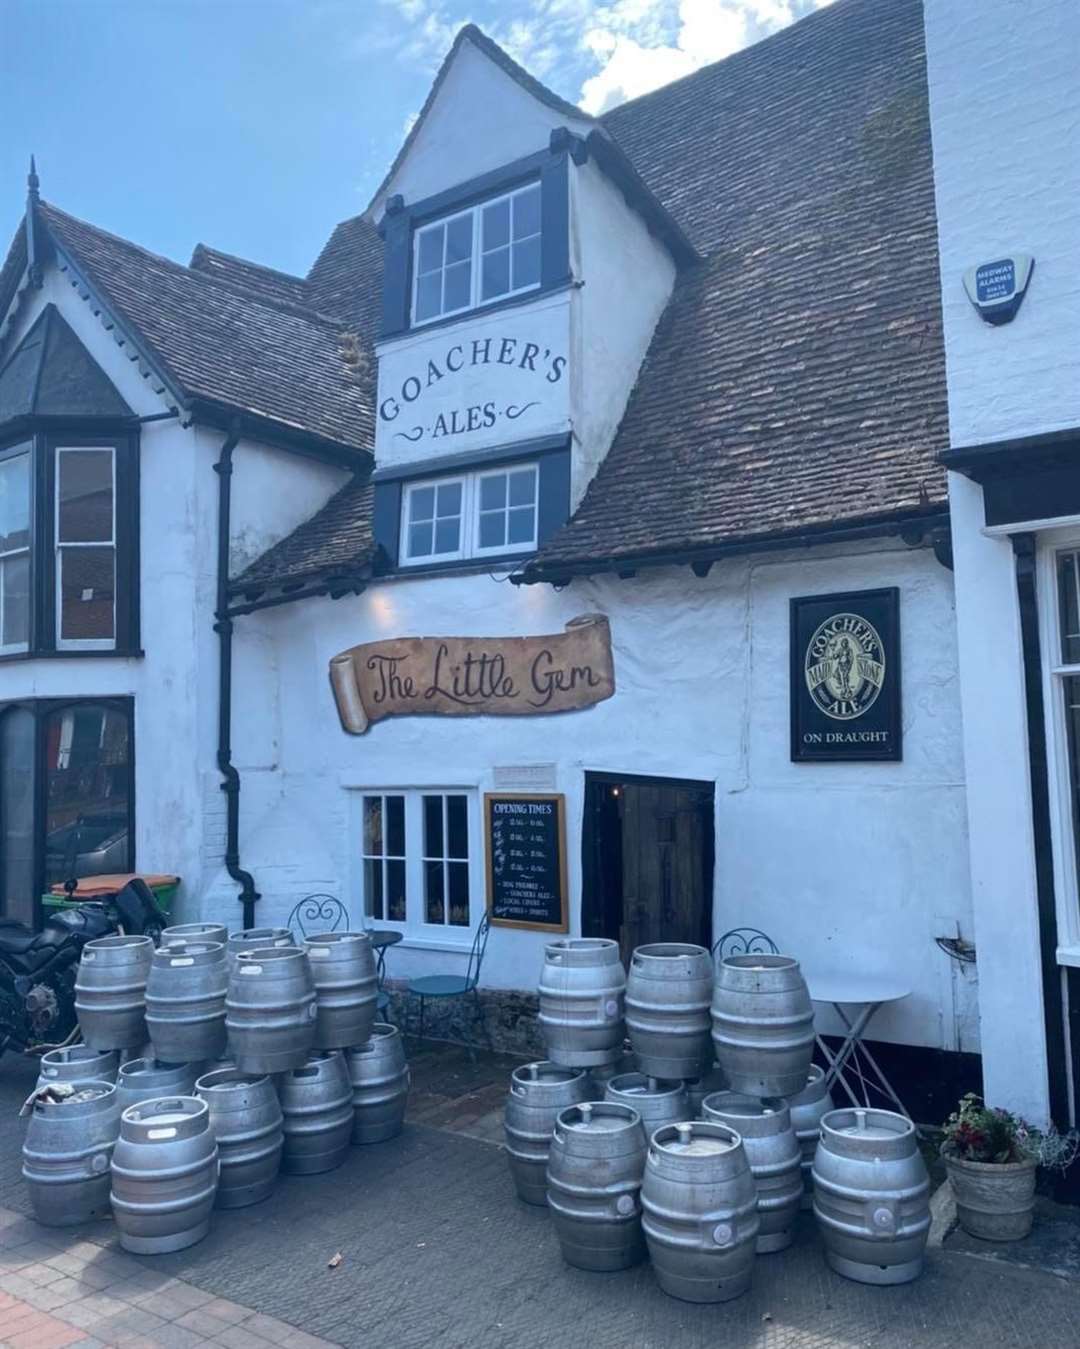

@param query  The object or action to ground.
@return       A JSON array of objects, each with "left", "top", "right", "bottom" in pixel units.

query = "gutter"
[{"left": 213, "top": 430, "right": 260, "bottom": 928}]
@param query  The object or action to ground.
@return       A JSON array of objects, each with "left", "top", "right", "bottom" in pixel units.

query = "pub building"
[{"left": 0, "top": 0, "right": 1077, "bottom": 1157}]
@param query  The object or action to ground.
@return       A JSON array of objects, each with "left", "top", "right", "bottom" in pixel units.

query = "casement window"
[
  {"left": 0, "top": 697, "right": 134, "bottom": 927},
  {"left": 357, "top": 789, "right": 474, "bottom": 937},
  {"left": 412, "top": 182, "right": 542, "bottom": 326},
  {"left": 400, "top": 463, "right": 539, "bottom": 565},
  {"left": 0, "top": 433, "right": 137, "bottom": 657}
]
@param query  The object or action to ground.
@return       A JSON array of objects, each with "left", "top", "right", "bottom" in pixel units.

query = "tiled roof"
[
  {"left": 525, "top": 0, "right": 947, "bottom": 574},
  {"left": 307, "top": 215, "right": 384, "bottom": 348},
  {"left": 20, "top": 203, "right": 375, "bottom": 455},
  {"left": 189, "top": 243, "right": 313, "bottom": 310},
  {"left": 233, "top": 476, "right": 375, "bottom": 588}
]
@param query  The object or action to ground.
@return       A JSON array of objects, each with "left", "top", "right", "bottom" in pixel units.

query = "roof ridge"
[
  {"left": 190, "top": 241, "right": 308, "bottom": 286},
  {"left": 40, "top": 200, "right": 351, "bottom": 332}
]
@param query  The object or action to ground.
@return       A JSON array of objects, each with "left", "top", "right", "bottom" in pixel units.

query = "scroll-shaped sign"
[{"left": 329, "top": 614, "right": 615, "bottom": 735}]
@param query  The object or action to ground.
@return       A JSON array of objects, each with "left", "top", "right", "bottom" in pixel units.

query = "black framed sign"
[
  {"left": 790, "top": 587, "right": 901, "bottom": 762},
  {"left": 484, "top": 793, "right": 568, "bottom": 932}
]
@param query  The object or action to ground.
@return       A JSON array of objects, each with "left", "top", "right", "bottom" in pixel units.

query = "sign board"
[
  {"left": 790, "top": 587, "right": 901, "bottom": 762},
  {"left": 962, "top": 253, "right": 1034, "bottom": 325},
  {"left": 485, "top": 793, "right": 568, "bottom": 932},
  {"left": 329, "top": 614, "right": 614, "bottom": 735},
  {"left": 375, "top": 293, "right": 571, "bottom": 467}
]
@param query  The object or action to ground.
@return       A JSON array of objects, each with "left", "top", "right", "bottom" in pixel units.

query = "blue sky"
[{"left": 1, "top": 0, "right": 830, "bottom": 278}]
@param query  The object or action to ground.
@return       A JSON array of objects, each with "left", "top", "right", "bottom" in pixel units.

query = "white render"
[{"left": 926, "top": 0, "right": 1080, "bottom": 1125}]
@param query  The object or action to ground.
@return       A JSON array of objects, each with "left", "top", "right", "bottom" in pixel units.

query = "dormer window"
[
  {"left": 401, "top": 462, "right": 539, "bottom": 565},
  {"left": 412, "top": 182, "right": 542, "bottom": 326}
]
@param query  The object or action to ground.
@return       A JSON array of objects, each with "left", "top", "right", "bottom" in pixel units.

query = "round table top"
[
  {"left": 805, "top": 973, "right": 911, "bottom": 1006},
  {"left": 366, "top": 928, "right": 404, "bottom": 950}
]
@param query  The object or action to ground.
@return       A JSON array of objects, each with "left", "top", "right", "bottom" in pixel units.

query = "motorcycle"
[{"left": 0, "top": 878, "right": 165, "bottom": 1057}]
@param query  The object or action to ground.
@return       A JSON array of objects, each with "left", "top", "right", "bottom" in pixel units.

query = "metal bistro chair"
[
  {"left": 712, "top": 926, "right": 779, "bottom": 962},
  {"left": 287, "top": 893, "right": 350, "bottom": 940},
  {"left": 408, "top": 913, "right": 492, "bottom": 1057}
]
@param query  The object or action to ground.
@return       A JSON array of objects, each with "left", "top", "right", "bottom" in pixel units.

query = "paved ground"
[{"left": 3, "top": 1044, "right": 1080, "bottom": 1349}]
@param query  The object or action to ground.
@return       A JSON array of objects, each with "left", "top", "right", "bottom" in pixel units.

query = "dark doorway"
[{"left": 582, "top": 772, "right": 714, "bottom": 967}]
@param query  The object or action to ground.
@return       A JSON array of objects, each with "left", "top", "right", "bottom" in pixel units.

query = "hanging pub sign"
[
  {"left": 485, "top": 793, "right": 568, "bottom": 932},
  {"left": 329, "top": 614, "right": 614, "bottom": 735},
  {"left": 790, "top": 587, "right": 901, "bottom": 762}
]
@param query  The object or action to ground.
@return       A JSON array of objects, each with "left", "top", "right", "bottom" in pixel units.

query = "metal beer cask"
[
  {"left": 225, "top": 927, "right": 293, "bottom": 970},
  {"left": 116, "top": 1059, "right": 200, "bottom": 1112},
  {"left": 279, "top": 1051, "right": 354, "bottom": 1174},
  {"left": 162, "top": 922, "right": 228, "bottom": 947},
  {"left": 604, "top": 1074, "right": 690, "bottom": 1133},
  {"left": 786, "top": 1065, "right": 835, "bottom": 1209},
  {"left": 74, "top": 934, "right": 154, "bottom": 1051},
  {"left": 110, "top": 1096, "right": 219, "bottom": 1254},
  {"left": 711, "top": 954, "right": 815, "bottom": 1097},
  {"left": 546, "top": 1101, "right": 647, "bottom": 1272},
  {"left": 303, "top": 932, "right": 377, "bottom": 1050},
  {"left": 626, "top": 944, "right": 714, "bottom": 1079},
  {"left": 196, "top": 1067, "right": 283, "bottom": 1208},
  {"left": 538, "top": 938, "right": 626, "bottom": 1068},
  {"left": 36, "top": 1046, "right": 119, "bottom": 1091},
  {"left": 641, "top": 1121, "right": 759, "bottom": 1303},
  {"left": 504, "top": 1062, "right": 589, "bottom": 1206},
  {"left": 812, "top": 1107, "right": 930, "bottom": 1285},
  {"left": 145, "top": 940, "right": 228, "bottom": 1063},
  {"left": 346, "top": 1023, "right": 410, "bottom": 1143},
  {"left": 684, "top": 1066, "right": 729, "bottom": 1118},
  {"left": 22, "top": 1081, "right": 121, "bottom": 1227},
  {"left": 702, "top": 1093, "right": 803, "bottom": 1252},
  {"left": 226, "top": 946, "right": 317, "bottom": 1073},
  {"left": 583, "top": 1052, "right": 635, "bottom": 1101}
]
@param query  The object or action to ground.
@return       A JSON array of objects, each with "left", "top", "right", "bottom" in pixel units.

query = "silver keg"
[
  {"left": 145, "top": 940, "right": 228, "bottom": 1064},
  {"left": 345, "top": 1023, "right": 410, "bottom": 1143},
  {"left": 226, "top": 946, "right": 317, "bottom": 1073},
  {"left": 626, "top": 943, "right": 714, "bottom": 1079},
  {"left": 36, "top": 1046, "right": 119, "bottom": 1091},
  {"left": 504, "top": 1062, "right": 589, "bottom": 1206},
  {"left": 547, "top": 1101, "right": 647, "bottom": 1271},
  {"left": 604, "top": 1074, "right": 690, "bottom": 1133},
  {"left": 162, "top": 922, "right": 228, "bottom": 948},
  {"left": 74, "top": 934, "right": 154, "bottom": 1051},
  {"left": 641, "top": 1120, "right": 759, "bottom": 1302},
  {"left": 702, "top": 1092, "right": 803, "bottom": 1252},
  {"left": 786, "top": 1064, "right": 835, "bottom": 1209},
  {"left": 538, "top": 938, "right": 626, "bottom": 1068},
  {"left": 303, "top": 932, "right": 378, "bottom": 1050},
  {"left": 684, "top": 1065, "right": 729, "bottom": 1118},
  {"left": 279, "top": 1051, "right": 354, "bottom": 1174},
  {"left": 115, "top": 1058, "right": 200, "bottom": 1112},
  {"left": 711, "top": 954, "right": 815, "bottom": 1097},
  {"left": 196, "top": 1067, "right": 283, "bottom": 1208},
  {"left": 110, "top": 1096, "right": 219, "bottom": 1254},
  {"left": 812, "top": 1107, "right": 930, "bottom": 1285},
  {"left": 225, "top": 927, "right": 293, "bottom": 971},
  {"left": 22, "top": 1080, "right": 121, "bottom": 1227}
]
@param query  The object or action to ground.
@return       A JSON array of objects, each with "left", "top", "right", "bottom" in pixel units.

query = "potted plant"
[{"left": 941, "top": 1093, "right": 1079, "bottom": 1241}]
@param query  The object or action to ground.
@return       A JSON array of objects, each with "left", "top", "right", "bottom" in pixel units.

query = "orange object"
[{"left": 49, "top": 873, "right": 180, "bottom": 898}]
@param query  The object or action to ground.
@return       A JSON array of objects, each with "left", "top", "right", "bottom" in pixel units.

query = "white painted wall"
[
  {"left": 925, "top": 0, "right": 1080, "bottom": 1124},
  {"left": 232, "top": 539, "right": 975, "bottom": 1054}
]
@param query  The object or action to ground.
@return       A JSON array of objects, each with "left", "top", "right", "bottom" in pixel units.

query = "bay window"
[
  {"left": 0, "top": 443, "right": 31, "bottom": 652},
  {"left": 357, "top": 789, "right": 474, "bottom": 938}
]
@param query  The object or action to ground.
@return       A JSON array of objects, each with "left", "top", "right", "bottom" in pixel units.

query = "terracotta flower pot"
[{"left": 945, "top": 1153, "right": 1036, "bottom": 1241}]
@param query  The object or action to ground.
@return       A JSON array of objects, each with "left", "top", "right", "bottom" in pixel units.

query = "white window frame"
[
  {"left": 411, "top": 182, "right": 542, "bottom": 328},
  {"left": 400, "top": 463, "right": 540, "bottom": 567},
  {"left": 359, "top": 791, "right": 408, "bottom": 926},
  {"left": 1038, "top": 530, "right": 1080, "bottom": 963},
  {"left": 55, "top": 446, "right": 116, "bottom": 652},
  {"left": 0, "top": 445, "right": 31, "bottom": 655},
  {"left": 349, "top": 787, "right": 480, "bottom": 949}
]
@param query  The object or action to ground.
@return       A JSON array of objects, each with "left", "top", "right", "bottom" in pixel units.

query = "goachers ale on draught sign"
[{"left": 485, "top": 793, "right": 568, "bottom": 932}]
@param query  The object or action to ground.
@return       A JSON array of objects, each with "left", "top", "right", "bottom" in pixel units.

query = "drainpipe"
[{"left": 213, "top": 430, "right": 259, "bottom": 928}]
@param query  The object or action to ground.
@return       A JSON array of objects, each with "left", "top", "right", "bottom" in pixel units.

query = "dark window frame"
[
  {"left": 0, "top": 695, "right": 135, "bottom": 929},
  {"left": 0, "top": 427, "right": 140, "bottom": 660}
]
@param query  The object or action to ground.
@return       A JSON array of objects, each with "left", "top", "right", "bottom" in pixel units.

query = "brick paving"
[{"left": 3, "top": 1042, "right": 1080, "bottom": 1348}]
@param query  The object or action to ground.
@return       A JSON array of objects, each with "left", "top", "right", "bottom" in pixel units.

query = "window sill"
[
  {"left": 1056, "top": 944, "right": 1080, "bottom": 968},
  {"left": 0, "top": 648, "right": 145, "bottom": 665},
  {"left": 377, "top": 279, "right": 574, "bottom": 347},
  {"left": 381, "top": 555, "right": 536, "bottom": 582},
  {"left": 387, "top": 935, "right": 474, "bottom": 954}
]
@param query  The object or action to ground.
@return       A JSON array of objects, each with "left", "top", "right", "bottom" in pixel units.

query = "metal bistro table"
[
  {"left": 805, "top": 972, "right": 914, "bottom": 1123},
  {"left": 367, "top": 929, "right": 403, "bottom": 1018}
]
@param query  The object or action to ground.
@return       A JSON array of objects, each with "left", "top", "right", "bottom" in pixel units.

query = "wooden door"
[{"left": 617, "top": 782, "right": 712, "bottom": 966}]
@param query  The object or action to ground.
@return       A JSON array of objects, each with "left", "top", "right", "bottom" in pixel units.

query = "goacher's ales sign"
[
  {"left": 790, "top": 588, "right": 901, "bottom": 762},
  {"left": 329, "top": 614, "right": 614, "bottom": 735}
]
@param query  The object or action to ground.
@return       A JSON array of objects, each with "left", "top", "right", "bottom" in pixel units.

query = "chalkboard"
[{"left": 485, "top": 793, "right": 568, "bottom": 932}]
